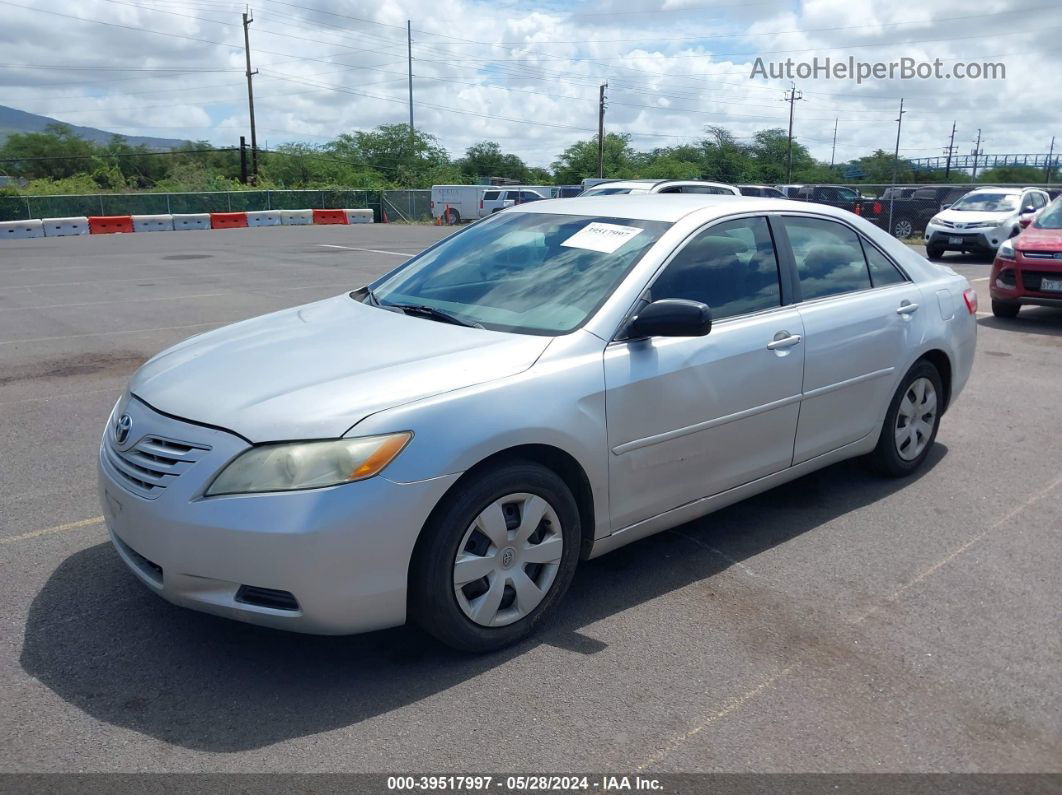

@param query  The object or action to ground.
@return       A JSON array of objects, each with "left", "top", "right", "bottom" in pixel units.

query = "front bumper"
[
  {"left": 98, "top": 397, "right": 460, "bottom": 635},
  {"left": 990, "top": 256, "right": 1062, "bottom": 306},
  {"left": 925, "top": 225, "right": 1006, "bottom": 253}
]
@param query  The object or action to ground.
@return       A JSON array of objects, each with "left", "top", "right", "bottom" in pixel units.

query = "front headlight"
[
  {"left": 205, "top": 432, "right": 412, "bottom": 496},
  {"left": 997, "top": 239, "right": 1015, "bottom": 260},
  {"left": 928, "top": 215, "right": 942, "bottom": 226}
]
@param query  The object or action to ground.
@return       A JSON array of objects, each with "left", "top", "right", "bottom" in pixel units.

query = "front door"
[{"left": 604, "top": 215, "right": 805, "bottom": 530}]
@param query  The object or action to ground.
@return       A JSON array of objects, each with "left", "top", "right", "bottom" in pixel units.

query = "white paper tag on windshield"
[{"left": 561, "top": 222, "right": 643, "bottom": 254}]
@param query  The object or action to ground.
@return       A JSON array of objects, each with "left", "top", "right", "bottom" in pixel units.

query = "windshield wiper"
[{"left": 385, "top": 302, "right": 483, "bottom": 329}]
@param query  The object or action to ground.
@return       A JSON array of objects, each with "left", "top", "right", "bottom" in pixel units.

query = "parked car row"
[{"left": 989, "top": 195, "right": 1062, "bottom": 317}]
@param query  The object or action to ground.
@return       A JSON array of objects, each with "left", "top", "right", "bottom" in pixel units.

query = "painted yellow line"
[{"left": 0, "top": 516, "right": 104, "bottom": 546}]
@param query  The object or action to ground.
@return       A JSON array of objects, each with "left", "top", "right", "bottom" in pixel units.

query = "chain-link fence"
[
  {"left": 380, "top": 190, "right": 432, "bottom": 223},
  {"left": 0, "top": 189, "right": 380, "bottom": 222}
]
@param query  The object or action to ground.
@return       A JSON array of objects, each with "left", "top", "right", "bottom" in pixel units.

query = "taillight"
[
  {"left": 963, "top": 287, "right": 978, "bottom": 314},
  {"left": 874, "top": 201, "right": 882, "bottom": 215},
  {"left": 480, "top": 199, "right": 483, "bottom": 208},
  {"left": 430, "top": 200, "right": 434, "bottom": 208},
  {"left": 854, "top": 203, "right": 862, "bottom": 215}
]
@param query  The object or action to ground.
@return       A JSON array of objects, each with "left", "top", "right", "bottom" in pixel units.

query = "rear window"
[{"left": 483, "top": 191, "right": 500, "bottom": 200}]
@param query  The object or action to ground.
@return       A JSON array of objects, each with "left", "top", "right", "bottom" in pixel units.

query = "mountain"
[{"left": 0, "top": 105, "right": 190, "bottom": 150}]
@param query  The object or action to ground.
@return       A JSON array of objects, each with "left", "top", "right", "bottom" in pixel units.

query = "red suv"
[{"left": 990, "top": 197, "right": 1062, "bottom": 318}]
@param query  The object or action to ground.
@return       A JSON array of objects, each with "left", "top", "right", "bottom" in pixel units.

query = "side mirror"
[
  {"left": 625, "top": 299, "right": 712, "bottom": 339},
  {"left": 940, "top": 203, "right": 951, "bottom": 210}
]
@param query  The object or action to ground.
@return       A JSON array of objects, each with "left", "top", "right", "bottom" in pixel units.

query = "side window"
[
  {"left": 782, "top": 216, "right": 872, "bottom": 300},
  {"left": 1031, "top": 193, "right": 1046, "bottom": 209},
  {"left": 861, "top": 239, "right": 906, "bottom": 287},
  {"left": 650, "top": 216, "right": 782, "bottom": 320},
  {"left": 483, "top": 191, "right": 500, "bottom": 201}
]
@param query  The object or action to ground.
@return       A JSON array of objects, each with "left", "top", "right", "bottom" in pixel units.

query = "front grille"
[
  {"left": 1020, "top": 270, "right": 1062, "bottom": 293},
  {"left": 1023, "top": 251, "right": 1062, "bottom": 260},
  {"left": 235, "top": 585, "right": 300, "bottom": 612},
  {"left": 105, "top": 434, "right": 211, "bottom": 499}
]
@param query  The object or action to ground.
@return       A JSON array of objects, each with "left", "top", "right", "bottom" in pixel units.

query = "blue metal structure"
[{"left": 909, "top": 153, "right": 1059, "bottom": 173}]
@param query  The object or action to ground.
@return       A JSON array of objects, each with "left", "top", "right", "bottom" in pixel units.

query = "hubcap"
[
  {"left": 895, "top": 377, "right": 937, "bottom": 461},
  {"left": 453, "top": 493, "right": 563, "bottom": 628},
  {"left": 894, "top": 219, "right": 913, "bottom": 238}
]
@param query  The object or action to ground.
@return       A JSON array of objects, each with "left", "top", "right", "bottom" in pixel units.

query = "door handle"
[
  {"left": 896, "top": 302, "right": 919, "bottom": 315},
  {"left": 767, "top": 333, "right": 802, "bottom": 350}
]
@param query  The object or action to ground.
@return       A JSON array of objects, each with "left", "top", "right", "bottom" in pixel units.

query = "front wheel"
[
  {"left": 868, "top": 361, "right": 943, "bottom": 477},
  {"left": 410, "top": 462, "right": 581, "bottom": 652},
  {"left": 992, "top": 299, "right": 1020, "bottom": 318},
  {"left": 925, "top": 244, "right": 944, "bottom": 260}
]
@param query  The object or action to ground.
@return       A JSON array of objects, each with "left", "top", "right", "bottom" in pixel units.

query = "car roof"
[{"left": 509, "top": 193, "right": 826, "bottom": 222}]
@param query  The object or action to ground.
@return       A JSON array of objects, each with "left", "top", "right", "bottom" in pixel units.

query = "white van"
[
  {"left": 430, "top": 185, "right": 488, "bottom": 224},
  {"left": 479, "top": 186, "right": 555, "bottom": 217}
]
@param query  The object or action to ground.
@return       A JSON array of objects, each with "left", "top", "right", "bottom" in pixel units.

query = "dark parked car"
[
  {"left": 788, "top": 184, "right": 863, "bottom": 212},
  {"left": 738, "top": 184, "right": 786, "bottom": 198},
  {"left": 859, "top": 186, "right": 974, "bottom": 238}
]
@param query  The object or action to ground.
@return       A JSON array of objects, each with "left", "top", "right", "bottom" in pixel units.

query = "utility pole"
[
  {"left": 597, "top": 82, "right": 607, "bottom": 179},
  {"left": 944, "top": 121, "right": 957, "bottom": 180},
  {"left": 888, "top": 98, "right": 906, "bottom": 235},
  {"left": 242, "top": 9, "right": 258, "bottom": 184},
  {"left": 1046, "top": 136, "right": 1056, "bottom": 182},
  {"left": 829, "top": 117, "right": 838, "bottom": 168},
  {"left": 239, "top": 135, "right": 248, "bottom": 184},
  {"left": 783, "top": 84, "right": 803, "bottom": 182},
  {"left": 407, "top": 20, "right": 414, "bottom": 154},
  {"left": 970, "top": 128, "right": 982, "bottom": 183}
]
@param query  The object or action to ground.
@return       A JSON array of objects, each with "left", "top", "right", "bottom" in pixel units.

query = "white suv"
[{"left": 924, "top": 187, "right": 1050, "bottom": 259}]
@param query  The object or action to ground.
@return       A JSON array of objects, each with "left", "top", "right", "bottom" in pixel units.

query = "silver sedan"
[{"left": 98, "top": 195, "right": 977, "bottom": 651}]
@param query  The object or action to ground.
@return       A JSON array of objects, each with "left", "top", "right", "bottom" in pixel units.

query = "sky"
[{"left": 1, "top": 0, "right": 1059, "bottom": 169}]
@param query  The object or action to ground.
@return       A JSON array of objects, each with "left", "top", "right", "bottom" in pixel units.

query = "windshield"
[
  {"left": 950, "top": 193, "right": 1019, "bottom": 212},
  {"left": 370, "top": 212, "right": 671, "bottom": 335},
  {"left": 1034, "top": 200, "right": 1062, "bottom": 229}
]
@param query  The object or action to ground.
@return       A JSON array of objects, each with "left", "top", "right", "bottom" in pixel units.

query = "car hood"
[
  {"left": 1017, "top": 225, "right": 1062, "bottom": 251},
  {"left": 130, "top": 294, "right": 552, "bottom": 442},
  {"left": 936, "top": 209, "right": 1013, "bottom": 226}
]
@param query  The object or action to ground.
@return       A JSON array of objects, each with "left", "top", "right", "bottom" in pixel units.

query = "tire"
[
  {"left": 925, "top": 244, "right": 945, "bottom": 260},
  {"left": 868, "top": 361, "right": 944, "bottom": 477},
  {"left": 892, "top": 216, "right": 915, "bottom": 239},
  {"left": 992, "top": 299, "right": 1020, "bottom": 318},
  {"left": 410, "top": 461, "right": 581, "bottom": 652},
  {"left": 444, "top": 208, "right": 460, "bottom": 225}
]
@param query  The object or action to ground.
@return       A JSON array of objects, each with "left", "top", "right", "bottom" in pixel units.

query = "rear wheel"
[
  {"left": 991, "top": 299, "right": 1020, "bottom": 318},
  {"left": 410, "top": 462, "right": 580, "bottom": 652},
  {"left": 891, "top": 216, "right": 914, "bottom": 238},
  {"left": 444, "top": 208, "right": 460, "bottom": 225},
  {"left": 868, "top": 361, "right": 943, "bottom": 477}
]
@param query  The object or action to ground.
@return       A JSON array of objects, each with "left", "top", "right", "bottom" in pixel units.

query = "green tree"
[
  {"left": 551, "top": 133, "right": 636, "bottom": 184},
  {"left": 976, "top": 165, "right": 1045, "bottom": 184},
  {"left": 328, "top": 124, "right": 452, "bottom": 186},
  {"left": 0, "top": 123, "right": 97, "bottom": 179},
  {"left": 749, "top": 128, "right": 814, "bottom": 183},
  {"left": 700, "top": 126, "right": 751, "bottom": 183},
  {"left": 457, "top": 141, "right": 529, "bottom": 183},
  {"left": 848, "top": 149, "right": 914, "bottom": 184}
]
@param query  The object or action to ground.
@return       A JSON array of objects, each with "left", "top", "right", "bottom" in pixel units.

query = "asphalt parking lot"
[{"left": 1, "top": 225, "right": 1060, "bottom": 773}]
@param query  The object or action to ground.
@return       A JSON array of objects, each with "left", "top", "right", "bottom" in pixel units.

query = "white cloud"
[{"left": 2, "top": 0, "right": 1057, "bottom": 170}]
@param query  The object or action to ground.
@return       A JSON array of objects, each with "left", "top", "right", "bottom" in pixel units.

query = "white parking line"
[
  {"left": 970, "top": 277, "right": 990, "bottom": 282},
  {"left": 317, "top": 244, "right": 416, "bottom": 256}
]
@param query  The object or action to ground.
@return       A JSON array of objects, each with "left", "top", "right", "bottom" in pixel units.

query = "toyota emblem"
[{"left": 114, "top": 414, "right": 132, "bottom": 445}]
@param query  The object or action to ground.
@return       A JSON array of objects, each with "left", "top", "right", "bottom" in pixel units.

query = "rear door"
[{"left": 778, "top": 214, "right": 925, "bottom": 463}]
